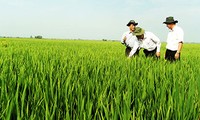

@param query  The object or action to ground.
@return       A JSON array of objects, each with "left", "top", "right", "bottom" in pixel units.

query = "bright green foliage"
[{"left": 0, "top": 38, "right": 200, "bottom": 120}]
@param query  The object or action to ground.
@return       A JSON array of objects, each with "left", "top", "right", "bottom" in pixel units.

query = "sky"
[{"left": 0, "top": 0, "right": 199, "bottom": 42}]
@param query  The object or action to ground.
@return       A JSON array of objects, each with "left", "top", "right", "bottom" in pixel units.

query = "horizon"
[{"left": 1, "top": 36, "right": 200, "bottom": 44}]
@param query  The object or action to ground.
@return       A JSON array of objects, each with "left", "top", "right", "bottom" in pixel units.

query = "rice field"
[{"left": 0, "top": 38, "right": 200, "bottom": 119}]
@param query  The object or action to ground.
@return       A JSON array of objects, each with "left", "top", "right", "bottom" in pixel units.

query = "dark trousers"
[
  {"left": 165, "top": 49, "right": 180, "bottom": 62},
  {"left": 125, "top": 47, "right": 139, "bottom": 57},
  {"left": 143, "top": 47, "right": 157, "bottom": 57}
]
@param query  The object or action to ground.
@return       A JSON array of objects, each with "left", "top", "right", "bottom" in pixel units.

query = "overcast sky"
[{"left": 0, "top": 0, "right": 199, "bottom": 42}]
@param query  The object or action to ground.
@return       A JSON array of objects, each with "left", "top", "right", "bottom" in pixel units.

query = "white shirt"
[
  {"left": 138, "top": 32, "right": 161, "bottom": 52},
  {"left": 166, "top": 25, "right": 184, "bottom": 51},
  {"left": 121, "top": 31, "right": 139, "bottom": 57}
]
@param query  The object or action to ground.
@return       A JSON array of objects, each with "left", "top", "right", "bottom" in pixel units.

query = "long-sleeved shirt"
[
  {"left": 138, "top": 32, "right": 161, "bottom": 53},
  {"left": 121, "top": 31, "right": 139, "bottom": 57},
  {"left": 166, "top": 25, "right": 184, "bottom": 51}
]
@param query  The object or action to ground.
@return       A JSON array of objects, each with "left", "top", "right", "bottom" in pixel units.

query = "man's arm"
[
  {"left": 121, "top": 33, "right": 127, "bottom": 44},
  {"left": 177, "top": 42, "right": 183, "bottom": 53},
  {"left": 128, "top": 41, "right": 139, "bottom": 58},
  {"left": 175, "top": 42, "right": 183, "bottom": 59},
  {"left": 150, "top": 32, "right": 161, "bottom": 56},
  {"left": 175, "top": 28, "right": 184, "bottom": 59}
]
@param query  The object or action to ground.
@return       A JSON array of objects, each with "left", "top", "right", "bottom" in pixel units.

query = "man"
[
  {"left": 121, "top": 20, "right": 140, "bottom": 57},
  {"left": 133, "top": 27, "right": 161, "bottom": 58},
  {"left": 163, "top": 16, "right": 184, "bottom": 62}
]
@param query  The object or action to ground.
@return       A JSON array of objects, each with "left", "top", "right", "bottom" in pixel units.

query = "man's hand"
[
  {"left": 156, "top": 52, "right": 160, "bottom": 57},
  {"left": 175, "top": 53, "right": 180, "bottom": 59}
]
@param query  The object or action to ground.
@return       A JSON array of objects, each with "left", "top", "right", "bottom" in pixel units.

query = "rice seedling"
[{"left": 0, "top": 38, "right": 199, "bottom": 119}]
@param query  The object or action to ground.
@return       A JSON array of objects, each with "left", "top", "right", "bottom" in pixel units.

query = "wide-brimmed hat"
[
  {"left": 163, "top": 16, "right": 178, "bottom": 24},
  {"left": 127, "top": 20, "right": 138, "bottom": 26},
  {"left": 133, "top": 27, "right": 145, "bottom": 36}
]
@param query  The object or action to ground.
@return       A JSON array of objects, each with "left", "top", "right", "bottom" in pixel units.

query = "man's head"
[
  {"left": 133, "top": 27, "right": 145, "bottom": 40},
  {"left": 127, "top": 20, "right": 138, "bottom": 32},
  {"left": 163, "top": 16, "right": 178, "bottom": 30}
]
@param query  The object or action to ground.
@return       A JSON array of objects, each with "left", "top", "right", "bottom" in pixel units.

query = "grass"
[{"left": 0, "top": 38, "right": 200, "bottom": 119}]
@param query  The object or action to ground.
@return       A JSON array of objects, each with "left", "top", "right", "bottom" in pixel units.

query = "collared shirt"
[
  {"left": 121, "top": 31, "right": 139, "bottom": 57},
  {"left": 121, "top": 31, "right": 137, "bottom": 47},
  {"left": 138, "top": 32, "right": 161, "bottom": 52},
  {"left": 166, "top": 25, "right": 184, "bottom": 51}
]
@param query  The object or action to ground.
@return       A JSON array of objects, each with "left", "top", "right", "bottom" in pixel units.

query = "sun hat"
[
  {"left": 163, "top": 16, "right": 178, "bottom": 24},
  {"left": 127, "top": 20, "right": 138, "bottom": 26},
  {"left": 133, "top": 27, "right": 145, "bottom": 36}
]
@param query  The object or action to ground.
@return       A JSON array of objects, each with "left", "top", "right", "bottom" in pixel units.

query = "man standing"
[
  {"left": 163, "top": 16, "right": 184, "bottom": 62},
  {"left": 133, "top": 27, "right": 161, "bottom": 58},
  {"left": 121, "top": 20, "right": 140, "bottom": 57}
]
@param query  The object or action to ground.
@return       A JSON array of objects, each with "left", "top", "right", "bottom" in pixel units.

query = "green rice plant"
[{"left": 0, "top": 38, "right": 199, "bottom": 119}]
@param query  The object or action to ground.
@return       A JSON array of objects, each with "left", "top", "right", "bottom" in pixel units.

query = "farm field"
[{"left": 0, "top": 38, "right": 200, "bottom": 119}]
